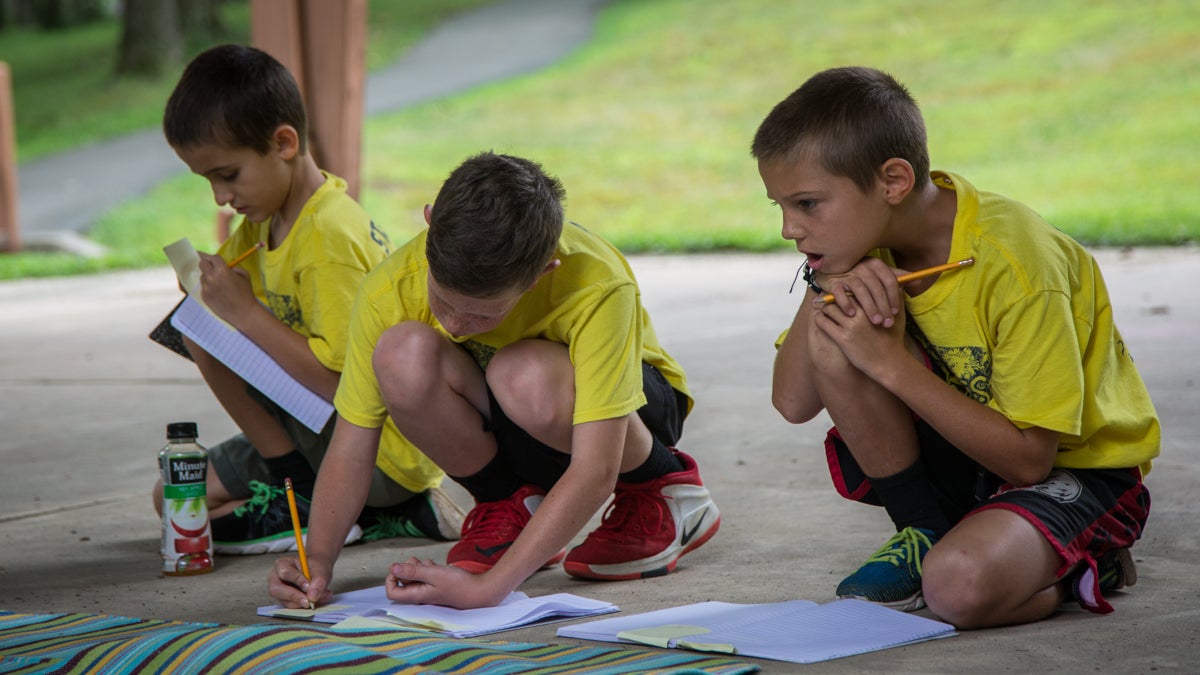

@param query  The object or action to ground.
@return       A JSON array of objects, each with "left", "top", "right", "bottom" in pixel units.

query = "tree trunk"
[{"left": 115, "top": 0, "right": 181, "bottom": 77}]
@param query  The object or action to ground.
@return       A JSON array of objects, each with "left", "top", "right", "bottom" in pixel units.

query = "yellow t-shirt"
[
  {"left": 336, "top": 222, "right": 691, "bottom": 474},
  {"left": 218, "top": 172, "right": 444, "bottom": 492},
  {"left": 891, "top": 172, "right": 1160, "bottom": 475}
]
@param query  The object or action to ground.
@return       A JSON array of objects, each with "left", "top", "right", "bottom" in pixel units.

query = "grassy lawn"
[{"left": 2, "top": 0, "right": 1198, "bottom": 279}]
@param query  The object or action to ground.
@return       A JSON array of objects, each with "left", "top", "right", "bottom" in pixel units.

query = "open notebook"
[
  {"left": 259, "top": 585, "right": 618, "bottom": 639},
  {"left": 557, "top": 598, "right": 955, "bottom": 664}
]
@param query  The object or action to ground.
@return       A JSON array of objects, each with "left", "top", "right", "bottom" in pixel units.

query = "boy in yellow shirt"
[
  {"left": 269, "top": 152, "right": 720, "bottom": 609},
  {"left": 153, "top": 44, "right": 461, "bottom": 554},
  {"left": 755, "top": 66, "right": 1158, "bottom": 628}
]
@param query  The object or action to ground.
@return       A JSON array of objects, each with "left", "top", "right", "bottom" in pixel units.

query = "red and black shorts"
[{"left": 826, "top": 414, "right": 1150, "bottom": 613}]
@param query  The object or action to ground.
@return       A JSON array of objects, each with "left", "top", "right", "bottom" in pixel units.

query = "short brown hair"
[
  {"left": 164, "top": 44, "right": 307, "bottom": 154},
  {"left": 427, "top": 152, "right": 565, "bottom": 296},
  {"left": 751, "top": 66, "right": 929, "bottom": 193}
]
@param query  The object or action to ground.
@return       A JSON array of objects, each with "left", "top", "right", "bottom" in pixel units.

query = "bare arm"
[
  {"left": 384, "top": 416, "right": 627, "bottom": 609},
  {"left": 268, "top": 416, "right": 380, "bottom": 608},
  {"left": 814, "top": 300, "right": 1058, "bottom": 486}
]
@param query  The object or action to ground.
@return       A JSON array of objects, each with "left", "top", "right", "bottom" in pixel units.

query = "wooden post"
[
  {"left": 0, "top": 61, "right": 19, "bottom": 252},
  {"left": 250, "top": 0, "right": 366, "bottom": 200}
]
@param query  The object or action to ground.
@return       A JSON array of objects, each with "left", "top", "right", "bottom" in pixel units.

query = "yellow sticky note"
[
  {"left": 617, "top": 624, "right": 712, "bottom": 649},
  {"left": 268, "top": 604, "right": 350, "bottom": 620}
]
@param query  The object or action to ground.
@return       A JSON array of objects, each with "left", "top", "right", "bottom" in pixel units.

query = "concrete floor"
[{"left": 2, "top": 247, "right": 1197, "bottom": 673}]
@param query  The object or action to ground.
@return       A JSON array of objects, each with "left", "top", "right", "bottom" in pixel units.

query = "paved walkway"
[{"left": 14, "top": 0, "right": 608, "bottom": 247}]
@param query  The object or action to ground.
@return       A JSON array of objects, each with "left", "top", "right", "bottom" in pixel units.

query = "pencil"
[
  {"left": 227, "top": 241, "right": 264, "bottom": 268},
  {"left": 284, "top": 477, "right": 314, "bottom": 610},
  {"left": 815, "top": 257, "right": 975, "bottom": 306}
]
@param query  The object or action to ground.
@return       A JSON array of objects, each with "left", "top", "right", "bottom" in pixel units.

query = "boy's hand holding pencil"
[{"left": 813, "top": 258, "right": 974, "bottom": 308}]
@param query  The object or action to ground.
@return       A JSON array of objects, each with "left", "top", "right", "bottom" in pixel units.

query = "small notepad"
[
  {"left": 258, "top": 585, "right": 618, "bottom": 639},
  {"left": 557, "top": 598, "right": 956, "bottom": 664}
]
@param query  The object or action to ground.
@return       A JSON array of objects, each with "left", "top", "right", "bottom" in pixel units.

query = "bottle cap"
[{"left": 166, "top": 422, "right": 198, "bottom": 440}]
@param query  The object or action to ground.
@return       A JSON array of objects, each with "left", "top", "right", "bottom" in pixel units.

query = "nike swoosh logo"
[
  {"left": 680, "top": 507, "right": 710, "bottom": 546},
  {"left": 475, "top": 542, "right": 513, "bottom": 558}
]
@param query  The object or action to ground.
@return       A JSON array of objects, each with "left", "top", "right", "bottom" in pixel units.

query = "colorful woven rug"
[{"left": 0, "top": 611, "right": 757, "bottom": 674}]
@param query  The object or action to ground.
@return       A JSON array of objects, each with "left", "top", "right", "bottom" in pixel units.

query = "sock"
[
  {"left": 618, "top": 436, "right": 685, "bottom": 483},
  {"left": 870, "top": 461, "right": 951, "bottom": 537},
  {"left": 452, "top": 452, "right": 523, "bottom": 503},
  {"left": 265, "top": 449, "right": 316, "bottom": 497}
]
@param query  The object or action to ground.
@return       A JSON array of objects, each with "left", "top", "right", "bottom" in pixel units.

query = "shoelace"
[
  {"left": 862, "top": 527, "right": 934, "bottom": 573},
  {"left": 362, "top": 514, "right": 426, "bottom": 541},
  {"left": 590, "top": 487, "right": 667, "bottom": 542},
  {"left": 231, "top": 480, "right": 286, "bottom": 519},
  {"left": 462, "top": 496, "right": 531, "bottom": 541}
]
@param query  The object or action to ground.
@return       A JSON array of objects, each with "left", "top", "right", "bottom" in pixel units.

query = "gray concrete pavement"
[{"left": 1, "top": 247, "right": 1198, "bottom": 673}]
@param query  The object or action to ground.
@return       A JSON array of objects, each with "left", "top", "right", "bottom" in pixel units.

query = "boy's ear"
[
  {"left": 525, "top": 259, "right": 561, "bottom": 291},
  {"left": 423, "top": 204, "right": 433, "bottom": 226},
  {"left": 879, "top": 158, "right": 916, "bottom": 204},
  {"left": 272, "top": 125, "right": 302, "bottom": 161}
]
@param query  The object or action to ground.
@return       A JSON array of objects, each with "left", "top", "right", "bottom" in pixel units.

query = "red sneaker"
[
  {"left": 564, "top": 449, "right": 720, "bottom": 580},
  {"left": 447, "top": 484, "right": 566, "bottom": 574}
]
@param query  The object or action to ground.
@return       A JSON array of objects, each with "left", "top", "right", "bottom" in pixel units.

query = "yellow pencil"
[
  {"left": 227, "top": 241, "right": 265, "bottom": 268},
  {"left": 815, "top": 258, "right": 975, "bottom": 306},
  {"left": 284, "top": 477, "right": 314, "bottom": 610}
]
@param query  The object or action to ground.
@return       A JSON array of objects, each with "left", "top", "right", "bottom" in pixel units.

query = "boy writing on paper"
[
  {"left": 753, "top": 67, "right": 1159, "bottom": 628},
  {"left": 153, "top": 44, "right": 463, "bottom": 555},
  {"left": 268, "top": 152, "right": 721, "bottom": 610}
]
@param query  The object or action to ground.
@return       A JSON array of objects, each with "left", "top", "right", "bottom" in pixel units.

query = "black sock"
[
  {"left": 618, "top": 436, "right": 685, "bottom": 483},
  {"left": 265, "top": 449, "right": 316, "bottom": 497},
  {"left": 870, "top": 461, "right": 951, "bottom": 537},
  {"left": 452, "top": 452, "right": 523, "bottom": 503}
]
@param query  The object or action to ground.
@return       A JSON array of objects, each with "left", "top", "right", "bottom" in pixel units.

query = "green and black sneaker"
[{"left": 211, "top": 480, "right": 361, "bottom": 555}]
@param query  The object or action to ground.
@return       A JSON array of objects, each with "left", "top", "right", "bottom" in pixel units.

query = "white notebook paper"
[
  {"left": 258, "top": 585, "right": 618, "bottom": 638},
  {"left": 557, "top": 598, "right": 955, "bottom": 664},
  {"left": 170, "top": 294, "right": 334, "bottom": 432}
]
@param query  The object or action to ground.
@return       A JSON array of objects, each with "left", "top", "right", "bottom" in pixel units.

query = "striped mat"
[{"left": 0, "top": 611, "right": 757, "bottom": 674}]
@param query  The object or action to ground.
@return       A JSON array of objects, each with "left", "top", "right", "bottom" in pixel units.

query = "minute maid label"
[{"left": 168, "top": 457, "right": 206, "bottom": 484}]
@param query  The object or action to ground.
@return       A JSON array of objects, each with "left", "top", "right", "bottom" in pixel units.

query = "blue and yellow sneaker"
[{"left": 836, "top": 526, "right": 937, "bottom": 611}]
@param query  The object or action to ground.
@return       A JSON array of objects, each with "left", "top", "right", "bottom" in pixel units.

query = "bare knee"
[
  {"left": 373, "top": 321, "right": 445, "bottom": 412},
  {"left": 922, "top": 543, "right": 994, "bottom": 629}
]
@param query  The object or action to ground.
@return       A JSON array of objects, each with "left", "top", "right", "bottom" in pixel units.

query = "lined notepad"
[
  {"left": 170, "top": 294, "right": 334, "bottom": 432},
  {"left": 557, "top": 598, "right": 955, "bottom": 664},
  {"left": 161, "top": 237, "right": 333, "bottom": 433}
]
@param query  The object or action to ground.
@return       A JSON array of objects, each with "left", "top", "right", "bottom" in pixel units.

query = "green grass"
[
  {"left": 0, "top": 0, "right": 494, "bottom": 161},
  {"left": 2, "top": 0, "right": 1198, "bottom": 279}
]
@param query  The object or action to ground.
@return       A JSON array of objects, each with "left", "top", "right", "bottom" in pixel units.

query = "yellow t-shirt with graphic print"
[
  {"left": 335, "top": 222, "right": 691, "bottom": 474},
  {"left": 218, "top": 172, "right": 444, "bottom": 492},
  {"left": 888, "top": 172, "right": 1159, "bottom": 475}
]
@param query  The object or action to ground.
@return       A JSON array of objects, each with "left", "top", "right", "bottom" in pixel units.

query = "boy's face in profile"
[
  {"left": 758, "top": 156, "right": 890, "bottom": 277},
  {"left": 426, "top": 272, "right": 525, "bottom": 338},
  {"left": 174, "top": 138, "right": 293, "bottom": 225}
]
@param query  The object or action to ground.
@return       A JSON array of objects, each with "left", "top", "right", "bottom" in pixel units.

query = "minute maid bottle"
[{"left": 159, "top": 422, "right": 214, "bottom": 575}]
